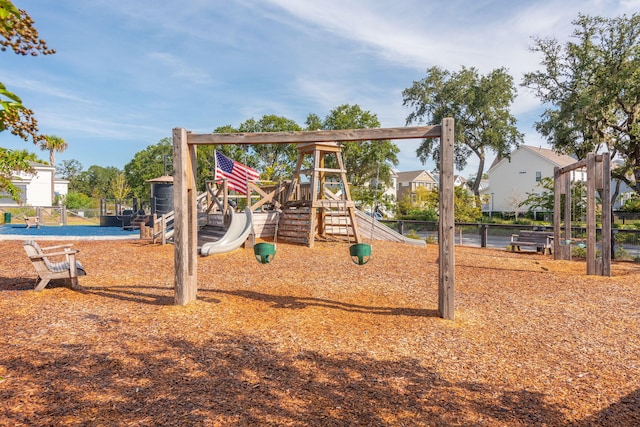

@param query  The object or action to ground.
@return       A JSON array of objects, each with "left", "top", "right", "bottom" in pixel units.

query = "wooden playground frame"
[
  {"left": 172, "top": 119, "right": 456, "bottom": 319},
  {"left": 553, "top": 152, "right": 611, "bottom": 276}
]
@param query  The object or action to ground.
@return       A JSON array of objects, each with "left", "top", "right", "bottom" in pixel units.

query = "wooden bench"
[
  {"left": 510, "top": 230, "right": 553, "bottom": 254},
  {"left": 23, "top": 240, "right": 86, "bottom": 291}
]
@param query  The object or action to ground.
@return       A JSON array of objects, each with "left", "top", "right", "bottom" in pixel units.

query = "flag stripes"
[{"left": 215, "top": 151, "right": 260, "bottom": 195}]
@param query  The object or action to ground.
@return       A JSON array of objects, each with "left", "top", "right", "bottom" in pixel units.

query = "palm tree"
[
  {"left": 39, "top": 135, "right": 68, "bottom": 204},
  {"left": 39, "top": 135, "right": 68, "bottom": 169}
]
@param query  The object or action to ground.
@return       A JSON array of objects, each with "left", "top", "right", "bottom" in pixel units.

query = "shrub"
[{"left": 62, "top": 191, "right": 92, "bottom": 209}]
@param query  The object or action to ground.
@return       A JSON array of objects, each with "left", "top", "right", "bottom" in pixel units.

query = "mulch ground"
[{"left": 1, "top": 238, "right": 639, "bottom": 426}]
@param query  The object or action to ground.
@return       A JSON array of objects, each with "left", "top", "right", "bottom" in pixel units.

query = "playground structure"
[
  {"left": 172, "top": 120, "right": 456, "bottom": 319},
  {"left": 553, "top": 152, "right": 611, "bottom": 276}
]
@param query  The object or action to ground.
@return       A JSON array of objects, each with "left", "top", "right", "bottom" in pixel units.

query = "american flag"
[{"left": 215, "top": 151, "right": 260, "bottom": 195}]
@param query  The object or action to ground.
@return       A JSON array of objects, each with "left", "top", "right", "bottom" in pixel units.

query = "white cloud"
[{"left": 0, "top": 72, "right": 92, "bottom": 104}]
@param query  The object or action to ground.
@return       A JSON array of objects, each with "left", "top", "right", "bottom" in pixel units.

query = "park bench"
[
  {"left": 510, "top": 230, "right": 553, "bottom": 254},
  {"left": 23, "top": 240, "right": 86, "bottom": 291}
]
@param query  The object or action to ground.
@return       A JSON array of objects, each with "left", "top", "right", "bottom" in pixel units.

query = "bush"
[
  {"left": 62, "top": 191, "right": 93, "bottom": 209},
  {"left": 399, "top": 208, "right": 438, "bottom": 222}
]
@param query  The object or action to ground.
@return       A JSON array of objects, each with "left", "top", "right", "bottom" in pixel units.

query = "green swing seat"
[
  {"left": 349, "top": 243, "right": 372, "bottom": 265},
  {"left": 254, "top": 242, "right": 276, "bottom": 264}
]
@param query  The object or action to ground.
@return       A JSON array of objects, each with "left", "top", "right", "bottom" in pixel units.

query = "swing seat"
[
  {"left": 349, "top": 243, "right": 371, "bottom": 265},
  {"left": 254, "top": 242, "right": 276, "bottom": 264}
]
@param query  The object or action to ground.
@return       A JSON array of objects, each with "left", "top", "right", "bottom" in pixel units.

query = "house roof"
[
  {"left": 489, "top": 145, "right": 577, "bottom": 172},
  {"left": 396, "top": 170, "right": 436, "bottom": 183},
  {"left": 29, "top": 161, "right": 54, "bottom": 169}
]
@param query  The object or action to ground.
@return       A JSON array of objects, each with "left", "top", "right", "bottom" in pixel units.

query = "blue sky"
[{"left": 1, "top": 0, "right": 638, "bottom": 178}]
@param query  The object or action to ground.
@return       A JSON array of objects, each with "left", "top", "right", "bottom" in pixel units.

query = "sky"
[{"left": 1, "top": 0, "right": 638, "bottom": 179}]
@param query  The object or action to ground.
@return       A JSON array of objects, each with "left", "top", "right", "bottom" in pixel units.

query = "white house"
[
  {"left": 0, "top": 162, "right": 68, "bottom": 206},
  {"left": 483, "top": 145, "right": 585, "bottom": 214}
]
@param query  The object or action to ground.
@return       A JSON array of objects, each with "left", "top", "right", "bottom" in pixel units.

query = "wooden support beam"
[
  {"left": 553, "top": 167, "right": 563, "bottom": 258},
  {"left": 186, "top": 126, "right": 442, "bottom": 145},
  {"left": 560, "top": 168, "right": 573, "bottom": 261},
  {"left": 173, "top": 127, "right": 198, "bottom": 305},
  {"left": 586, "top": 153, "right": 597, "bottom": 275},
  {"left": 438, "top": 118, "right": 455, "bottom": 321},
  {"left": 601, "top": 153, "right": 611, "bottom": 276}
]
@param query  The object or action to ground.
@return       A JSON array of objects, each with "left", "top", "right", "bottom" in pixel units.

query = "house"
[
  {"left": 482, "top": 145, "right": 585, "bottom": 215},
  {"left": 384, "top": 169, "right": 398, "bottom": 200},
  {"left": 0, "top": 162, "right": 68, "bottom": 206},
  {"left": 396, "top": 170, "right": 438, "bottom": 203}
]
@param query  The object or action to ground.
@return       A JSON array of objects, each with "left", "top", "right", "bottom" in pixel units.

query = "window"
[{"left": 535, "top": 171, "right": 542, "bottom": 182}]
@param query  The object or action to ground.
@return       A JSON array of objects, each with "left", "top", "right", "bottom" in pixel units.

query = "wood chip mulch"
[{"left": 1, "top": 238, "right": 639, "bottom": 426}]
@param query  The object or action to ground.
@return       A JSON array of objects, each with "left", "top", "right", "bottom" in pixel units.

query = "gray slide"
[{"left": 200, "top": 208, "right": 254, "bottom": 256}]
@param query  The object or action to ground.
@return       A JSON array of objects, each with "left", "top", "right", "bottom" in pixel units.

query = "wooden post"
[
  {"left": 307, "top": 146, "right": 320, "bottom": 248},
  {"left": 438, "top": 118, "right": 455, "bottom": 320},
  {"left": 586, "top": 153, "right": 596, "bottom": 275},
  {"left": 564, "top": 168, "right": 573, "bottom": 260},
  {"left": 553, "top": 166, "right": 562, "bottom": 258},
  {"left": 480, "top": 224, "right": 488, "bottom": 248},
  {"left": 173, "top": 128, "right": 198, "bottom": 305},
  {"left": 601, "top": 153, "right": 611, "bottom": 276}
]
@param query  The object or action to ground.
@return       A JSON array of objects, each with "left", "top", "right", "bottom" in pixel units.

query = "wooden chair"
[
  {"left": 23, "top": 240, "right": 86, "bottom": 291},
  {"left": 23, "top": 216, "right": 40, "bottom": 228}
]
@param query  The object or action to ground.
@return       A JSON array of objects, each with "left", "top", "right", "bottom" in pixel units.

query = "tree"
[
  {"left": 57, "top": 159, "right": 83, "bottom": 180},
  {"left": 238, "top": 115, "right": 300, "bottom": 181},
  {"left": 73, "top": 165, "right": 121, "bottom": 199},
  {"left": 522, "top": 13, "right": 640, "bottom": 197},
  {"left": 62, "top": 191, "right": 92, "bottom": 210},
  {"left": 39, "top": 134, "right": 67, "bottom": 169},
  {"left": 110, "top": 173, "right": 131, "bottom": 200},
  {"left": 397, "top": 186, "right": 481, "bottom": 222},
  {"left": 308, "top": 104, "right": 400, "bottom": 190},
  {"left": 0, "top": 0, "right": 54, "bottom": 200},
  {"left": 124, "top": 138, "right": 172, "bottom": 200},
  {"left": 402, "top": 66, "right": 523, "bottom": 197},
  {"left": 0, "top": 147, "right": 33, "bottom": 200},
  {"left": 519, "top": 177, "right": 587, "bottom": 221},
  {"left": 39, "top": 134, "right": 67, "bottom": 203}
]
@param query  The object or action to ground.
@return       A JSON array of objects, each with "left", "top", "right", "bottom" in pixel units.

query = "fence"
[
  {"left": 382, "top": 220, "right": 640, "bottom": 260},
  {"left": 0, "top": 205, "right": 101, "bottom": 226}
]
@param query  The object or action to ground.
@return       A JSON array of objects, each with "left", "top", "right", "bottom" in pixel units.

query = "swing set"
[
  {"left": 172, "top": 120, "right": 456, "bottom": 320},
  {"left": 553, "top": 152, "right": 611, "bottom": 276}
]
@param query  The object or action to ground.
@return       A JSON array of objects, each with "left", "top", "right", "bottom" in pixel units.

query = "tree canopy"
[
  {"left": 73, "top": 165, "right": 122, "bottom": 199},
  {"left": 123, "top": 138, "right": 172, "bottom": 200},
  {"left": 0, "top": 0, "right": 53, "bottom": 143},
  {"left": 402, "top": 66, "right": 523, "bottom": 196},
  {"left": 522, "top": 13, "right": 640, "bottom": 194},
  {"left": 306, "top": 104, "right": 400, "bottom": 211},
  {"left": 307, "top": 104, "right": 399, "bottom": 189},
  {"left": 0, "top": 0, "right": 54, "bottom": 200},
  {"left": 39, "top": 135, "right": 67, "bottom": 169}
]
